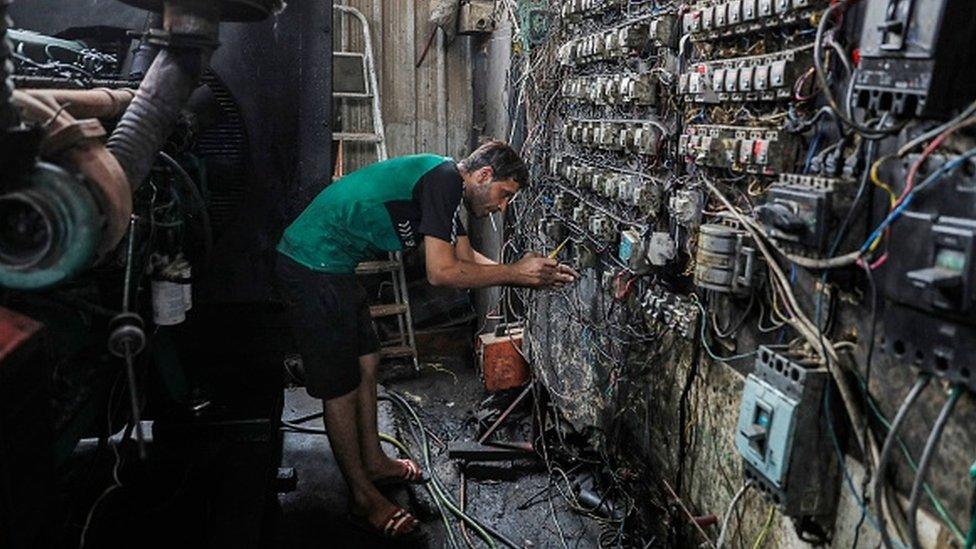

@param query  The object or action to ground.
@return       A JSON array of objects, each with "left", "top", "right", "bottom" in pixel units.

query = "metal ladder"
[{"left": 333, "top": 4, "right": 418, "bottom": 370}]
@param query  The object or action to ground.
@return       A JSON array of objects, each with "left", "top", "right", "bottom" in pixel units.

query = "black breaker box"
[{"left": 854, "top": 0, "right": 976, "bottom": 118}]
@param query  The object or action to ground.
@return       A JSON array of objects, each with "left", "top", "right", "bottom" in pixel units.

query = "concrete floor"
[{"left": 273, "top": 358, "right": 603, "bottom": 548}]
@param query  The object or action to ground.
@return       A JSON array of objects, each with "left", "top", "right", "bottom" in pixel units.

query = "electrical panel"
[
  {"left": 735, "top": 346, "right": 839, "bottom": 518},
  {"left": 517, "top": 0, "right": 976, "bottom": 542}
]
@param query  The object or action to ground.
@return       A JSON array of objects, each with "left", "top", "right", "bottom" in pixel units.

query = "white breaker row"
[
  {"left": 549, "top": 155, "right": 662, "bottom": 213},
  {"left": 564, "top": 118, "right": 668, "bottom": 156},
  {"left": 682, "top": 0, "right": 826, "bottom": 39},
  {"left": 679, "top": 124, "right": 796, "bottom": 175},
  {"left": 641, "top": 284, "right": 700, "bottom": 339},
  {"left": 678, "top": 44, "right": 813, "bottom": 103},
  {"left": 558, "top": 15, "right": 675, "bottom": 67},
  {"left": 560, "top": 0, "right": 626, "bottom": 21},
  {"left": 561, "top": 72, "right": 667, "bottom": 106}
]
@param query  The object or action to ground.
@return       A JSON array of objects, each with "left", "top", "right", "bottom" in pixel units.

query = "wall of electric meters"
[{"left": 507, "top": 0, "right": 976, "bottom": 546}]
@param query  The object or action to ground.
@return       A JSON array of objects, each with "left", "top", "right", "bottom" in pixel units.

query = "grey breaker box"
[{"left": 734, "top": 345, "right": 840, "bottom": 519}]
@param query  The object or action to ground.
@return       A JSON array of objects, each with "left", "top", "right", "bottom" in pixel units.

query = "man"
[{"left": 275, "top": 140, "right": 577, "bottom": 538}]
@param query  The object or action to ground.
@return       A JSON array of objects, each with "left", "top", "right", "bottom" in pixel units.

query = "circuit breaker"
[
  {"left": 874, "top": 148, "right": 976, "bottom": 390},
  {"left": 735, "top": 346, "right": 839, "bottom": 518},
  {"left": 679, "top": 124, "right": 796, "bottom": 175},
  {"left": 759, "top": 174, "right": 852, "bottom": 257},
  {"left": 641, "top": 284, "right": 699, "bottom": 338},
  {"left": 854, "top": 0, "right": 976, "bottom": 117}
]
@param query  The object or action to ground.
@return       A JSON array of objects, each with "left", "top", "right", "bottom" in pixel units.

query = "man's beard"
[{"left": 464, "top": 195, "right": 490, "bottom": 219}]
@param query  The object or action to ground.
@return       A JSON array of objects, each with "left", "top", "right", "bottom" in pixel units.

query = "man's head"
[{"left": 457, "top": 140, "right": 528, "bottom": 218}]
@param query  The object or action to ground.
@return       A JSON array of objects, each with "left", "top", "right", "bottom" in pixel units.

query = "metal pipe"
[
  {"left": 107, "top": 2, "right": 220, "bottom": 192},
  {"left": 22, "top": 88, "right": 136, "bottom": 119},
  {"left": 129, "top": 12, "right": 164, "bottom": 80}
]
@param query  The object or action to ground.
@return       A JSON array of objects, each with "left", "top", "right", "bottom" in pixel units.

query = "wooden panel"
[
  {"left": 413, "top": 0, "right": 440, "bottom": 154},
  {"left": 446, "top": 35, "right": 474, "bottom": 159},
  {"left": 334, "top": 0, "right": 473, "bottom": 167},
  {"left": 381, "top": 0, "right": 418, "bottom": 158}
]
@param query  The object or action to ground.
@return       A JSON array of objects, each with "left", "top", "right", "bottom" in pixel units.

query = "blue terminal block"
[{"left": 733, "top": 345, "right": 838, "bottom": 519}]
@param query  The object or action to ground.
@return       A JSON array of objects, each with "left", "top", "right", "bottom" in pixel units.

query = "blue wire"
[
  {"left": 860, "top": 148, "right": 976, "bottom": 254},
  {"left": 804, "top": 132, "right": 823, "bottom": 174}
]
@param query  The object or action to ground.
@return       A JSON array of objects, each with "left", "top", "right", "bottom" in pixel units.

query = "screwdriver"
[{"left": 548, "top": 237, "right": 571, "bottom": 259}]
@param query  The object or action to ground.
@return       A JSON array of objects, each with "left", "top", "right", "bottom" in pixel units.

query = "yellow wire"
[
  {"left": 871, "top": 156, "right": 897, "bottom": 208},
  {"left": 751, "top": 507, "right": 777, "bottom": 549},
  {"left": 865, "top": 156, "right": 898, "bottom": 253}
]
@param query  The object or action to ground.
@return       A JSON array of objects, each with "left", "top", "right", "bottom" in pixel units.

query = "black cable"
[
  {"left": 813, "top": 1, "right": 903, "bottom": 140},
  {"left": 874, "top": 375, "right": 931, "bottom": 549},
  {"left": 156, "top": 152, "right": 214, "bottom": 267},
  {"left": 829, "top": 134, "right": 880, "bottom": 258},
  {"left": 850, "top": 261, "right": 879, "bottom": 548},
  {"left": 906, "top": 386, "right": 963, "bottom": 549},
  {"left": 675, "top": 300, "right": 703, "bottom": 497}
]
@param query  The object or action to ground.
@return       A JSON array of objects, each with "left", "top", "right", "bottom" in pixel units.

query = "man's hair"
[{"left": 459, "top": 140, "right": 529, "bottom": 187}]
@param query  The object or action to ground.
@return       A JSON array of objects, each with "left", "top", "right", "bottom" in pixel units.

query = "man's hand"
[{"left": 512, "top": 253, "right": 580, "bottom": 289}]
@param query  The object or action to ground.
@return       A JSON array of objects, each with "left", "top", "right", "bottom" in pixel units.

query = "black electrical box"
[
  {"left": 854, "top": 0, "right": 976, "bottom": 117},
  {"left": 879, "top": 151, "right": 976, "bottom": 389}
]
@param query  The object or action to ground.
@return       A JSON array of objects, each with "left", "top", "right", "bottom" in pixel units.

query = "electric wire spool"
[{"left": 693, "top": 223, "right": 759, "bottom": 295}]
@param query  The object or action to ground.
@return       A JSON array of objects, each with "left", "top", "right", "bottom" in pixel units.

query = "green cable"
[
  {"left": 853, "top": 373, "right": 966, "bottom": 543},
  {"left": 380, "top": 430, "right": 498, "bottom": 549},
  {"left": 965, "top": 461, "right": 976, "bottom": 549},
  {"left": 383, "top": 392, "right": 522, "bottom": 549},
  {"left": 379, "top": 433, "right": 462, "bottom": 548}
]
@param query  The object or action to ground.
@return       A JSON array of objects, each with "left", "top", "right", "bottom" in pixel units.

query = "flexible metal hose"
[
  {"left": 108, "top": 47, "right": 213, "bottom": 191},
  {"left": 107, "top": 3, "right": 218, "bottom": 192}
]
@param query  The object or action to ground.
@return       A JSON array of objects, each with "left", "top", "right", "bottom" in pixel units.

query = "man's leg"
[
  {"left": 355, "top": 352, "right": 406, "bottom": 479},
  {"left": 323, "top": 389, "right": 400, "bottom": 524}
]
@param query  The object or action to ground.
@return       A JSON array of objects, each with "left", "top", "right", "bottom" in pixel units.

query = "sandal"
[
  {"left": 372, "top": 459, "right": 427, "bottom": 487},
  {"left": 348, "top": 506, "right": 420, "bottom": 539}
]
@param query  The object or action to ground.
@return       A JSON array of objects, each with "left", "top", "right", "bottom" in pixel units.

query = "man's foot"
[
  {"left": 349, "top": 498, "right": 419, "bottom": 539},
  {"left": 367, "top": 457, "right": 425, "bottom": 486}
]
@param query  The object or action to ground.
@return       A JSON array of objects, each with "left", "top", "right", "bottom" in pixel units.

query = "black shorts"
[{"left": 275, "top": 254, "right": 381, "bottom": 400}]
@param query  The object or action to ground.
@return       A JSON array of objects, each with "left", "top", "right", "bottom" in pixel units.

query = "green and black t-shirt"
[{"left": 277, "top": 154, "right": 467, "bottom": 273}]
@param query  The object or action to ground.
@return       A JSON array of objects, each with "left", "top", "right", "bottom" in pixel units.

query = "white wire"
[{"left": 716, "top": 480, "right": 753, "bottom": 549}]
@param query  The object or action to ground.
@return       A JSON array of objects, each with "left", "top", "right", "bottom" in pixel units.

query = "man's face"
[{"left": 464, "top": 167, "right": 521, "bottom": 218}]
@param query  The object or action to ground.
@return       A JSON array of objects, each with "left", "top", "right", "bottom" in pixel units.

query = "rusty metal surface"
[
  {"left": 0, "top": 306, "right": 41, "bottom": 362},
  {"left": 12, "top": 89, "right": 132, "bottom": 257},
  {"left": 21, "top": 88, "right": 136, "bottom": 119}
]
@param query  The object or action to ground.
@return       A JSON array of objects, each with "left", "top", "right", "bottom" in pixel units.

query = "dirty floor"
[{"left": 273, "top": 357, "right": 603, "bottom": 548}]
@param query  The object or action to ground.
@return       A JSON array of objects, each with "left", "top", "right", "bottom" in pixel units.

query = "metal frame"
[{"left": 333, "top": 3, "right": 417, "bottom": 370}]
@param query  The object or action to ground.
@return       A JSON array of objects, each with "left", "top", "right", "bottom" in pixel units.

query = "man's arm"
[
  {"left": 425, "top": 236, "right": 576, "bottom": 289},
  {"left": 455, "top": 236, "right": 497, "bottom": 266}
]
